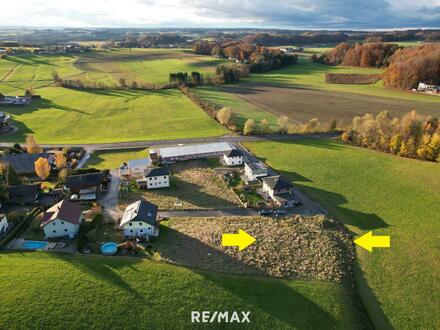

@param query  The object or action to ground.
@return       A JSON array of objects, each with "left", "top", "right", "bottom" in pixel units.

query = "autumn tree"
[
  {"left": 25, "top": 135, "right": 42, "bottom": 154},
  {"left": 243, "top": 119, "right": 256, "bottom": 135},
  {"left": 35, "top": 157, "right": 51, "bottom": 180},
  {"left": 260, "top": 118, "right": 271, "bottom": 134},
  {"left": 216, "top": 107, "right": 232, "bottom": 125},
  {"left": 302, "top": 118, "right": 320, "bottom": 133},
  {"left": 55, "top": 152, "right": 67, "bottom": 170},
  {"left": 277, "top": 115, "right": 290, "bottom": 134},
  {"left": 58, "top": 168, "right": 71, "bottom": 182}
]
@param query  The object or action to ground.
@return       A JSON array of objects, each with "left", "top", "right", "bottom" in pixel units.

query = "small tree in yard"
[
  {"left": 58, "top": 168, "right": 71, "bottom": 182},
  {"left": 328, "top": 119, "right": 338, "bottom": 132},
  {"left": 216, "top": 107, "right": 232, "bottom": 126},
  {"left": 55, "top": 152, "right": 67, "bottom": 170},
  {"left": 25, "top": 135, "right": 42, "bottom": 154},
  {"left": 243, "top": 119, "right": 256, "bottom": 135},
  {"left": 35, "top": 157, "right": 51, "bottom": 180},
  {"left": 119, "top": 78, "right": 127, "bottom": 88}
]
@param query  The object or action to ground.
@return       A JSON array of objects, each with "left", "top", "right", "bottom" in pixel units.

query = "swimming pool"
[
  {"left": 22, "top": 241, "right": 48, "bottom": 250},
  {"left": 101, "top": 242, "right": 118, "bottom": 255}
]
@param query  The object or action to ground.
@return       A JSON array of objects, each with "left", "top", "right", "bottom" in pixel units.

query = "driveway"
[{"left": 99, "top": 170, "right": 122, "bottom": 222}]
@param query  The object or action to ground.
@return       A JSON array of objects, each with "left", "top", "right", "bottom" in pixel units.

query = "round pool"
[{"left": 100, "top": 242, "right": 118, "bottom": 256}]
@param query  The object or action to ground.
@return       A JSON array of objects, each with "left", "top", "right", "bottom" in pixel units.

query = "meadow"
[
  {"left": 244, "top": 139, "right": 440, "bottom": 329},
  {"left": 86, "top": 148, "right": 149, "bottom": 169},
  {"left": 0, "top": 253, "right": 360, "bottom": 329},
  {"left": 0, "top": 49, "right": 224, "bottom": 94},
  {"left": 0, "top": 87, "right": 226, "bottom": 144}
]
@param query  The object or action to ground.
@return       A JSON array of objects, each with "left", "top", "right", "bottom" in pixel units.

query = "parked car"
[
  {"left": 259, "top": 209, "right": 273, "bottom": 216},
  {"left": 274, "top": 209, "right": 287, "bottom": 216}
]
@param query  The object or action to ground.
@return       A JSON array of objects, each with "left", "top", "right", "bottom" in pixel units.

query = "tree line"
[
  {"left": 193, "top": 41, "right": 298, "bottom": 73},
  {"left": 342, "top": 111, "right": 440, "bottom": 162}
]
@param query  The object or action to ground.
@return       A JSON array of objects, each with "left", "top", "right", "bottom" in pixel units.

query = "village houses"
[
  {"left": 119, "top": 200, "right": 159, "bottom": 240},
  {"left": 223, "top": 149, "right": 244, "bottom": 166},
  {"left": 40, "top": 200, "right": 83, "bottom": 239}
]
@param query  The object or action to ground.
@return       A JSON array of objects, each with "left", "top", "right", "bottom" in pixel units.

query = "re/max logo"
[{"left": 191, "top": 311, "right": 251, "bottom": 323}]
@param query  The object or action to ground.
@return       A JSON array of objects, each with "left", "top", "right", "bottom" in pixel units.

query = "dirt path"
[
  {"left": 0, "top": 63, "right": 20, "bottom": 83},
  {"left": 99, "top": 170, "right": 122, "bottom": 222}
]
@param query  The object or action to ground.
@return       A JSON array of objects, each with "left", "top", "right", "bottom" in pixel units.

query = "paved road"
[{"left": 0, "top": 132, "right": 340, "bottom": 151}]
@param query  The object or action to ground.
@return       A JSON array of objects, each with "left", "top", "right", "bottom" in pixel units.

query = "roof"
[
  {"left": 8, "top": 184, "right": 41, "bottom": 203},
  {"left": 224, "top": 149, "right": 243, "bottom": 158},
  {"left": 0, "top": 153, "right": 50, "bottom": 175},
  {"left": 41, "top": 200, "right": 82, "bottom": 227},
  {"left": 145, "top": 167, "right": 170, "bottom": 178},
  {"left": 120, "top": 200, "right": 158, "bottom": 227},
  {"left": 245, "top": 161, "right": 267, "bottom": 173},
  {"left": 128, "top": 158, "right": 150, "bottom": 169},
  {"left": 65, "top": 172, "right": 105, "bottom": 190},
  {"left": 157, "top": 142, "right": 233, "bottom": 159},
  {"left": 263, "top": 176, "right": 294, "bottom": 191},
  {"left": 273, "top": 192, "right": 297, "bottom": 203}
]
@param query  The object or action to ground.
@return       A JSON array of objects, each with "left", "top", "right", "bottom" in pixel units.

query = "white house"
[
  {"left": 0, "top": 213, "right": 8, "bottom": 234},
  {"left": 244, "top": 162, "right": 268, "bottom": 182},
  {"left": 40, "top": 200, "right": 83, "bottom": 239},
  {"left": 222, "top": 149, "right": 244, "bottom": 166},
  {"left": 262, "top": 176, "right": 297, "bottom": 208},
  {"left": 119, "top": 200, "right": 159, "bottom": 239},
  {"left": 136, "top": 167, "right": 170, "bottom": 189},
  {"left": 119, "top": 158, "right": 151, "bottom": 178}
]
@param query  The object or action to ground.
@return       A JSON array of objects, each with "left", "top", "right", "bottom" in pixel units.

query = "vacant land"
[
  {"left": 157, "top": 216, "right": 354, "bottom": 281},
  {"left": 0, "top": 49, "right": 224, "bottom": 94},
  {"left": 0, "top": 253, "right": 360, "bottom": 329},
  {"left": 0, "top": 88, "right": 226, "bottom": 143},
  {"left": 244, "top": 139, "right": 440, "bottom": 329},
  {"left": 121, "top": 160, "right": 240, "bottom": 210}
]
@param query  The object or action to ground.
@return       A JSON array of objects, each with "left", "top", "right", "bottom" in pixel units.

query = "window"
[
  {"left": 129, "top": 223, "right": 132, "bottom": 226},
  {"left": 53, "top": 223, "right": 56, "bottom": 226},
  {"left": 61, "top": 221, "right": 64, "bottom": 225},
  {"left": 149, "top": 177, "right": 152, "bottom": 180},
  {"left": 53, "top": 230, "right": 56, "bottom": 233},
  {"left": 130, "top": 230, "right": 133, "bottom": 233},
  {"left": 64, "top": 229, "right": 68, "bottom": 232},
  {"left": 139, "top": 222, "right": 142, "bottom": 226},
  {"left": 164, "top": 176, "right": 167, "bottom": 179},
  {"left": 140, "top": 229, "right": 143, "bottom": 233}
]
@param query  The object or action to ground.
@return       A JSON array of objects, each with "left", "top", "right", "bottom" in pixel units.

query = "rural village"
[{"left": 0, "top": 22, "right": 439, "bottom": 330}]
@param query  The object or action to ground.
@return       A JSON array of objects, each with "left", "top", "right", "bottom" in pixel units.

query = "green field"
[
  {"left": 0, "top": 253, "right": 359, "bottom": 329},
  {"left": 244, "top": 139, "right": 440, "bottom": 329},
  {"left": 87, "top": 148, "right": 149, "bottom": 169},
  {"left": 0, "top": 49, "right": 224, "bottom": 94},
  {"left": 0, "top": 87, "right": 226, "bottom": 144}
]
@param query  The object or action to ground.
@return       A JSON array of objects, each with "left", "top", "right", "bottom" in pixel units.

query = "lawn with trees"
[
  {"left": 0, "top": 253, "right": 360, "bottom": 328},
  {"left": 244, "top": 139, "right": 440, "bottom": 329},
  {"left": 0, "top": 87, "right": 226, "bottom": 144}
]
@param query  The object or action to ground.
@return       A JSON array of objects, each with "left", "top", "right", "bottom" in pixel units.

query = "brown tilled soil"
[
  {"left": 217, "top": 83, "right": 440, "bottom": 125},
  {"left": 156, "top": 215, "right": 355, "bottom": 283}
]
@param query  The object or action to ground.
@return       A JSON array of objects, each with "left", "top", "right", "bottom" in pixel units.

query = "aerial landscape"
[{"left": 0, "top": 1, "right": 439, "bottom": 329}]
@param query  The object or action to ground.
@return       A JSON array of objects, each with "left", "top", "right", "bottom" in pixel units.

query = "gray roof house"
[
  {"left": 119, "top": 200, "right": 159, "bottom": 239},
  {"left": 0, "top": 153, "right": 52, "bottom": 175}
]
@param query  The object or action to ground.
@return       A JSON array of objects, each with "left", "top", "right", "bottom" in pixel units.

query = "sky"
[{"left": 1, "top": 0, "right": 440, "bottom": 29}]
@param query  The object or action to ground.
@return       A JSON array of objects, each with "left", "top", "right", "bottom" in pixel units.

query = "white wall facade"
[
  {"left": 122, "top": 220, "right": 159, "bottom": 237},
  {"left": 0, "top": 215, "right": 8, "bottom": 233},
  {"left": 138, "top": 175, "right": 170, "bottom": 189},
  {"left": 43, "top": 218, "right": 81, "bottom": 239},
  {"left": 223, "top": 155, "right": 243, "bottom": 166},
  {"left": 262, "top": 181, "right": 275, "bottom": 197}
]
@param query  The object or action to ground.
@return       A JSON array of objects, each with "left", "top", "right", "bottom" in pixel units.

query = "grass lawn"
[
  {"left": 0, "top": 87, "right": 226, "bottom": 144},
  {"left": 244, "top": 139, "right": 440, "bottom": 329},
  {"left": 86, "top": 148, "right": 149, "bottom": 170},
  {"left": 0, "top": 252, "right": 359, "bottom": 329}
]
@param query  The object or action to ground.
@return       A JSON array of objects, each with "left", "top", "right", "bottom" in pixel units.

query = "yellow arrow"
[
  {"left": 354, "top": 231, "right": 390, "bottom": 252},
  {"left": 222, "top": 229, "right": 256, "bottom": 251}
]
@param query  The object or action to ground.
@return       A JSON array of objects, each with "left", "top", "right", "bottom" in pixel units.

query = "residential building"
[
  {"left": 244, "top": 162, "right": 268, "bottom": 182},
  {"left": 262, "top": 176, "right": 297, "bottom": 208},
  {"left": 119, "top": 158, "right": 151, "bottom": 178},
  {"left": 64, "top": 172, "right": 106, "bottom": 201},
  {"left": 40, "top": 200, "right": 83, "bottom": 238},
  {"left": 136, "top": 167, "right": 170, "bottom": 189},
  {"left": 7, "top": 184, "right": 41, "bottom": 205},
  {"left": 223, "top": 149, "right": 244, "bottom": 166},
  {"left": 119, "top": 200, "right": 159, "bottom": 239},
  {"left": 0, "top": 153, "right": 53, "bottom": 176},
  {"left": 151, "top": 142, "right": 233, "bottom": 163},
  {"left": 417, "top": 82, "right": 440, "bottom": 94}
]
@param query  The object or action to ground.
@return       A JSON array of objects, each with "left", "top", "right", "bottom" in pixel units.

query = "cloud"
[{"left": 0, "top": 0, "right": 439, "bottom": 28}]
